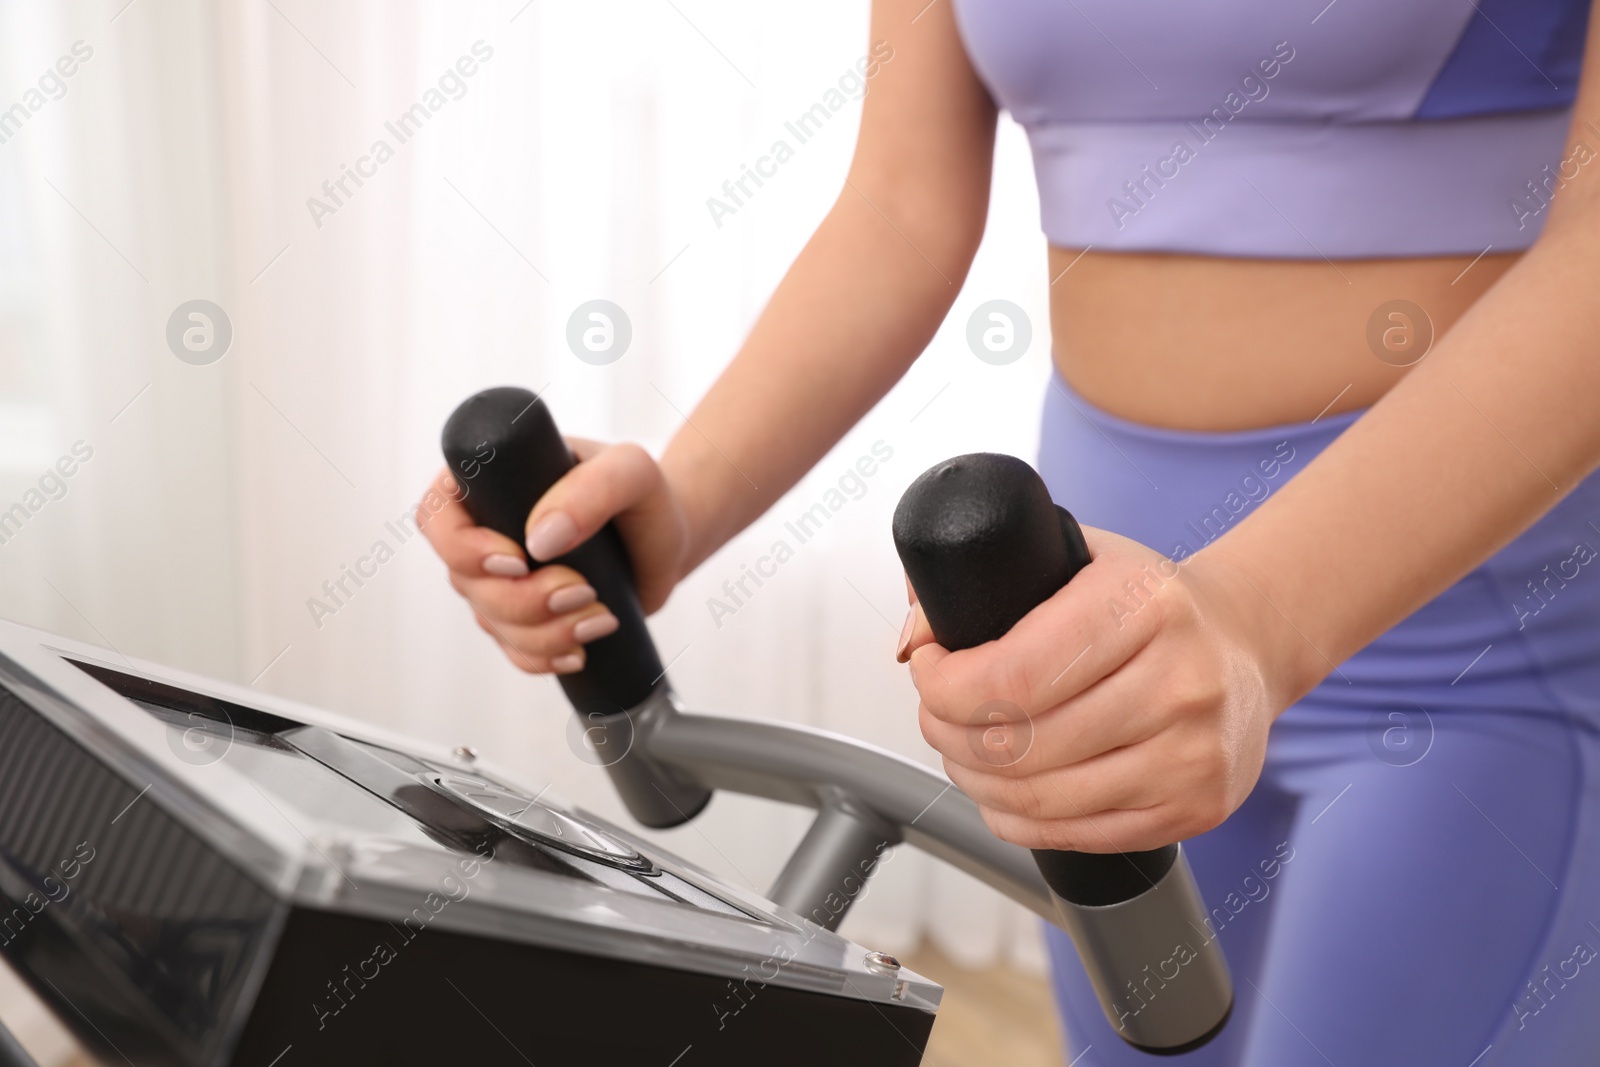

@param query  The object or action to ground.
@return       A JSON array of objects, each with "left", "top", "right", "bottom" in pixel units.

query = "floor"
[
  {"left": 23, "top": 944, "right": 1068, "bottom": 1067},
  {"left": 904, "top": 942, "right": 1067, "bottom": 1067}
]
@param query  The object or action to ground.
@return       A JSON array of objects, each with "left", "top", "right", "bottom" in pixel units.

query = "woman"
[{"left": 423, "top": 1, "right": 1600, "bottom": 1062}]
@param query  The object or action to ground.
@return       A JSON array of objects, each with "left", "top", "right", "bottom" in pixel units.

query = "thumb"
[
  {"left": 523, "top": 439, "right": 662, "bottom": 561},
  {"left": 896, "top": 595, "right": 940, "bottom": 664}
]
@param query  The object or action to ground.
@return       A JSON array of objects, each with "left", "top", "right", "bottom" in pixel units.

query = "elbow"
[
  {"left": 1526, "top": 143, "right": 1600, "bottom": 249},
  {"left": 839, "top": 163, "right": 989, "bottom": 287}
]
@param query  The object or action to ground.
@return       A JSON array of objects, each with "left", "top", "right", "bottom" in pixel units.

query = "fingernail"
[
  {"left": 572, "top": 612, "right": 620, "bottom": 644},
  {"left": 483, "top": 553, "right": 529, "bottom": 577},
  {"left": 547, "top": 584, "right": 597, "bottom": 614},
  {"left": 896, "top": 607, "right": 915, "bottom": 663},
  {"left": 551, "top": 653, "right": 584, "bottom": 673},
  {"left": 526, "top": 512, "right": 578, "bottom": 562}
]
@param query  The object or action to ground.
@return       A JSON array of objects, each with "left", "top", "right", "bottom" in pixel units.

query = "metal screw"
[
  {"left": 863, "top": 951, "right": 901, "bottom": 977},
  {"left": 453, "top": 745, "right": 479, "bottom": 763}
]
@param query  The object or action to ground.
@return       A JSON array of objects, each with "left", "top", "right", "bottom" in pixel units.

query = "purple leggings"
[{"left": 1037, "top": 375, "right": 1600, "bottom": 1066}]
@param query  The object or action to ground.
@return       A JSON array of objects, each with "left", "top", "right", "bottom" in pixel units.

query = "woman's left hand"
[{"left": 899, "top": 526, "right": 1307, "bottom": 854}]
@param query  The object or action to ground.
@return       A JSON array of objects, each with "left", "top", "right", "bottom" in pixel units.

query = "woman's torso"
[{"left": 950, "top": 0, "right": 1590, "bottom": 429}]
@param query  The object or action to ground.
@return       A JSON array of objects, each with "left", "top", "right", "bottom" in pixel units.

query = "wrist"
[
  {"left": 1189, "top": 537, "right": 1332, "bottom": 712},
  {"left": 658, "top": 456, "right": 721, "bottom": 584}
]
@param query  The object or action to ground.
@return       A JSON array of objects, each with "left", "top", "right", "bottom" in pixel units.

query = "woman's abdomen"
[{"left": 1047, "top": 247, "right": 1520, "bottom": 432}]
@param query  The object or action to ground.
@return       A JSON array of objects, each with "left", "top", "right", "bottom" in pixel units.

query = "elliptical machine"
[{"left": 0, "top": 386, "right": 1231, "bottom": 1066}]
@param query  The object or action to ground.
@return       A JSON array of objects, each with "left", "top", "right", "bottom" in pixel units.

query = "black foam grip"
[
  {"left": 892, "top": 453, "right": 1177, "bottom": 907},
  {"left": 441, "top": 387, "right": 666, "bottom": 717}
]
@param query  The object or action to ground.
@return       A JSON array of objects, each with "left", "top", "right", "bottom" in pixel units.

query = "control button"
[{"left": 428, "top": 773, "right": 648, "bottom": 869}]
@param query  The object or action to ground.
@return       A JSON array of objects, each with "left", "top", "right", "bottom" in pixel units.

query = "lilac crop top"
[{"left": 950, "top": 0, "right": 1592, "bottom": 257}]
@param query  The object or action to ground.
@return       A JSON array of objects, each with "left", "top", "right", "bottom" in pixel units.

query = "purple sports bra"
[{"left": 950, "top": 0, "right": 1591, "bottom": 257}]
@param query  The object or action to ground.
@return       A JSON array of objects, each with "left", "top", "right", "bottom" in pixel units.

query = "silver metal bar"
[
  {"left": 766, "top": 800, "right": 901, "bottom": 930},
  {"left": 627, "top": 688, "right": 1056, "bottom": 923},
  {"left": 1050, "top": 848, "right": 1233, "bottom": 1050}
]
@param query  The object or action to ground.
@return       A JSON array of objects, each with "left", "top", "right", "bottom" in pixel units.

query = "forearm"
[
  {"left": 1211, "top": 206, "right": 1600, "bottom": 700},
  {"left": 649, "top": 0, "right": 995, "bottom": 579},
  {"left": 661, "top": 185, "right": 980, "bottom": 575}
]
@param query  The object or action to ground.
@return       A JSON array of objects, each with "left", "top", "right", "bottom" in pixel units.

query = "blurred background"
[{"left": 0, "top": 1, "right": 1062, "bottom": 1062}]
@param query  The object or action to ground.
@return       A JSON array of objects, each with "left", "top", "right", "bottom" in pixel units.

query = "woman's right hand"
[{"left": 420, "top": 438, "right": 690, "bottom": 675}]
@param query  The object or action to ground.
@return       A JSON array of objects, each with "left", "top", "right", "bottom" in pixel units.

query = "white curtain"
[{"left": 0, "top": 8, "right": 1060, "bottom": 1043}]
